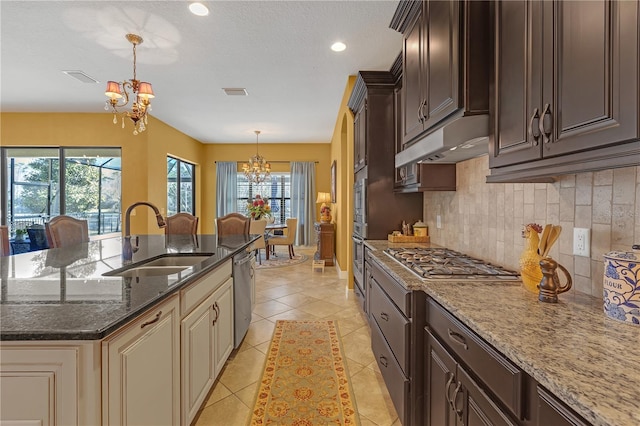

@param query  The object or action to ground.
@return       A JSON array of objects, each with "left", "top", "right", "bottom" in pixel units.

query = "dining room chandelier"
[
  {"left": 242, "top": 130, "right": 271, "bottom": 184},
  {"left": 104, "top": 34, "right": 155, "bottom": 135}
]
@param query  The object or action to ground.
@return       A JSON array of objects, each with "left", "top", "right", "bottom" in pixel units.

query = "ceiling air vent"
[
  {"left": 222, "top": 88, "right": 248, "bottom": 96},
  {"left": 62, "top": 70, "right": 99, "bottom": 84}
]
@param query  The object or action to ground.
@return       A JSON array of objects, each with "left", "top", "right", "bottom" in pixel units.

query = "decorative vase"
[{"left": 520, "top": 225, "right": 543, "bottom": 293}]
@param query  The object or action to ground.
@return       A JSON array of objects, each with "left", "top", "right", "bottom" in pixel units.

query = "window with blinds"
[{"left": 237, "top": 173, "right": 291, "bottom": 224}]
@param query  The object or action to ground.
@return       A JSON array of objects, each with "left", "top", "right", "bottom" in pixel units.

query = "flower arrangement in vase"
[{"left": 247, "top": 194, "right": 272, "bottom": 220}]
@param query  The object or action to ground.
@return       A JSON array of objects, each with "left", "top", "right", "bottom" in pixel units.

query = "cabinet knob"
[{"left": 379, "top": 355, "right": 388, "bottom": 368}]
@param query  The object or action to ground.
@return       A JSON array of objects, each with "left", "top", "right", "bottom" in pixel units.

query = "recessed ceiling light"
[
  {"left": 331, "top": 42, "right": 346, "bottom": 52},
  {"left": 189, "top": 2, "right": 209, "bottom": 16}
]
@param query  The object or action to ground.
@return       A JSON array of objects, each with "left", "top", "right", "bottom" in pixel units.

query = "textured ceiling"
[{"left": 1, "top": 1, "right": 402, "bottom": 144}]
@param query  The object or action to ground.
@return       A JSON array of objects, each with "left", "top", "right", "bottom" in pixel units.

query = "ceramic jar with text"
[{"left": 603, "top": 245, "right": 640, "bottom": 325}]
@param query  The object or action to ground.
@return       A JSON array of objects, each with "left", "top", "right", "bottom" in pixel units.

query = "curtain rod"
[{"left": 214, "top": 160, "right": 319, "bottom": 164}]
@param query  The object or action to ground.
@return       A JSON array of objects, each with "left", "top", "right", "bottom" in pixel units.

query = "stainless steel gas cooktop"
[{"left": 384, "top": 247, "right": 520, "bottom": 281}]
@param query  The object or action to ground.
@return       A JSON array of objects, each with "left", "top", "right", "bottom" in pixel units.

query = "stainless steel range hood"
[{"left": 395, "top": 114, "right": 489, "bottom": 167}]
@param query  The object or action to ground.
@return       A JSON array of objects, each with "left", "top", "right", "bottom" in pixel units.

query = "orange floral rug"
[{"left": 248, "top": 320, "right": 360, "bottom": 425}]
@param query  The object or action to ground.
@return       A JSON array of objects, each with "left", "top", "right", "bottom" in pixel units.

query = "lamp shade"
[
  {"left": 316, "top": 192, "right": 331, "bottom": 204},
  {"left": 137, "top": 82, "right": 155, "bottom": 99},
  {"left": 105, "top": 81, "right": 123, "bottom": 99}
]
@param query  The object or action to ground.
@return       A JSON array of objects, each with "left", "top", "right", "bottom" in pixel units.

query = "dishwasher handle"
[{"left": 234, "top": 253, "right": 254, "bottom": 266}]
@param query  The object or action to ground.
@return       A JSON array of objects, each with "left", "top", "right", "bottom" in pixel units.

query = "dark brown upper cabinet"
[
  {"left": 488, "top": 0, "right": 640, "bottom": 182},
  {"left": 390, "top": 0, "right": 490, "bottom": 150}
]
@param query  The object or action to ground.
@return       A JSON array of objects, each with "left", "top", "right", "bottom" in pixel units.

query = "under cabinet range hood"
[{"left": 395, "top": 114, "right": 489, "bottom": 167}]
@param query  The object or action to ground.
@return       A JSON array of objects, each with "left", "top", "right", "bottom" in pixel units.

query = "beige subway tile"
[
  {"left": 594, "top": 169, "right": 614, "bottom": 185},
  {"left": 558, "top": 221, "right": 574, "bottom": 255},
  {"left": 512, "top": 190, "right": 523, "bottom": 218},
  {"left": 575, "top": 172, "right": 593, "bottom": 205},
  {"left": 575, "top": 205, "right": 592, "bottom": 228},
  {"left": 591, "top": 223, "right": 612, "bottom": 261},
  {"left": 591, "top": 260, "right": 605, "bottom": 297},
  {"left": 592, "top": 185, "right": 612, "bottom": 224},
  {"left": 611, "top": 204, "right": 635, "bottom": 249},
  {"left": 559, "top": 187, "right": 576, "bottom": 222},
  {"left": 546, "top": 203, "right": 560, "bottom": 224},
  {"left": 574, "top": 274, "right": 592, "bottom": 294},
  {"left": 523, "top": 204, "right": 535, "bottom": 223},
  {"left": 547, "top": 182, "right": 560, "bottom": 204},
  {"left": 574, "top": 256, "right": 591, "bottom": 278},
  {"left": 523, "top": 184, "right": 535, "bottom": 204},
  {"left": 612, "top": 167, "right": 636, "bottom": 205},
  {"left": 534, "top": 189, "right": 547, "bottom": 219},
  {"left": 559, "top": 174, "right": 576, "bottom": 188}
]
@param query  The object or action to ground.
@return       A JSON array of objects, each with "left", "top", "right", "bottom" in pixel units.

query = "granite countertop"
[
  {"left": 0, "top": 234, "right": 257, "bottom": 341},
  {"left": 364, "top": 240, "right": 640, "bottom": 426}
]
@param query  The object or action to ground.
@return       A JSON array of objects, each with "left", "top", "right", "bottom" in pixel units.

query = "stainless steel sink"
[
  {"left": 104, "top": 255, "right": 213, "bottom": 278},
  {"left": 140, "top": 256, "right": 211, "bottom": 267},
  {"left": 110, "top": 266, "right": 190, "bottom": 277}
]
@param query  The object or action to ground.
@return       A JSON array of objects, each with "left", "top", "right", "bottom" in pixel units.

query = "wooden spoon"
[
  {"left": 542, "top": 225, "right": 562, "bottom": 258},
  {"left": 539, "top": 224, "right": 552, "bottom": 256}
]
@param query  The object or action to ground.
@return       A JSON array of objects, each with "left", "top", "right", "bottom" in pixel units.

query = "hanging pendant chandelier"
[
  {"left": 104, "top": 34, "right": 155, "bottom": 135},
  {"left": 242, "top": 130, "right": 271, "bottom": 184}
]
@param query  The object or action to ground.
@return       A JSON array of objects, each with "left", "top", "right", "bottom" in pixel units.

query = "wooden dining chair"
[
  {"left": 215, "top": 213, "right": 250, "bottom": 236},
  {"left": 45, "top": 215, "right": 89, "bottom": 248},
  {"left": 165, "top": 212, "right": 199, "bottom": 235},
  {"left": 249, "top": 219, "right": 268, "bottom": 264},
  {"left": 0, "top": 226, "right": 9, "bottom": 256},
  {"left": 266, "top": 218, "right": 297, "bottom": 260}
]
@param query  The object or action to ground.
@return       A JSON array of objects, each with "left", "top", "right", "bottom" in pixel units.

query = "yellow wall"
[
  {"left": 327, "top": 76, "right": 356, "bottom": 283},
  {"left": 202, "top": 143, "right": 332, "bottom": 234},
  {"left": 1, "top": 112, "right": 204, "bottom": 234},
  {"left": 1, "top": 112, "right": 333, "bottom": 238}
]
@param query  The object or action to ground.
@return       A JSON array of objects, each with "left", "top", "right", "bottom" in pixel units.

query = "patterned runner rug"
[{"left": 248, "top": 320, "right": 360, "bottom": 425}]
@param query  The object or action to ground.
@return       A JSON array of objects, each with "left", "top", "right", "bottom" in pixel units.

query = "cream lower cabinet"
[
  {"left": 181, "top": 276, "right": 234, "bottom": 424},
  {"left": 102, "top": 294, "right": 181, "bottom": 426},
  {"left": 180, "top": 261, "right": 234, "bottom": 425}
]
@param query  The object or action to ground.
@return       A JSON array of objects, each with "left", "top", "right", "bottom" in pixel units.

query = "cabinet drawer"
[
  {"left": 537, "top": 386, "right": 589, "bottom": 426},
  {"left": 427, "top": 299, "right": 523, "bottom": 419},
  {"left": 369, "top": 278, "right": 410, "bottom": 375},
  {"left": 181, "top": 261, "right": 232, "bottom": 316},
  {"left": 369, "top": 257, "right": 411, "bottom": 317},
  {"left": 371, "top": 320, "right": 408, "bottom": 425}
]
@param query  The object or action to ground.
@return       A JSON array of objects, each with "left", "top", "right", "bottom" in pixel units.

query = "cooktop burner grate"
[{"left": 384, "top": 247, "right": 520, "bottom": 281}]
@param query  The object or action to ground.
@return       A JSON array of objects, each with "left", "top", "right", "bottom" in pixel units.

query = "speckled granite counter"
[
  {"left": 364, "top": 240, "right": 640, "bottom": 426},
  {"left": 0, "top": 234, "right": 257, "bottom": 341}
]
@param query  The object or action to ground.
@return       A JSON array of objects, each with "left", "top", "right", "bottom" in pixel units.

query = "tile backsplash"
[{"left": 423, "top": 155, "right": 639, "bottom": 297}]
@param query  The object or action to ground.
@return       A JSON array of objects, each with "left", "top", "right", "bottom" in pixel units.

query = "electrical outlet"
[
  {"left": 436, "top": 215, "right": 442, "bottom": 229},
  {"left": 573, "top": 228, "right": 590, "bottom": 257}
]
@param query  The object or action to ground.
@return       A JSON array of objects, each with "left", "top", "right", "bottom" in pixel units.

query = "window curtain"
[
  {"left": 215, "top": 162, "right": 238, "bottom": 217},
  {"left": 290, "top": 161, "right": 316, "bottom": 246}
]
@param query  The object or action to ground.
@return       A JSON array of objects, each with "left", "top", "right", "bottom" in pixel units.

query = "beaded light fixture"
[
  {"left": 104, "top": 34, "right": 155, "bottom": 135},
  {"left": 242, "top": 130, "right": 271, "bottom": 183}
]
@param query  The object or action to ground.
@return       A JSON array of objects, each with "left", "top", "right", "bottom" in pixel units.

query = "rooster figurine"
[{"left": 520, "top": 223, "right": 544, "bottom": 293}]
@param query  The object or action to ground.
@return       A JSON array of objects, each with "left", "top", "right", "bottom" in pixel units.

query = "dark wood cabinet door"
[
  {"left": 544, "top": 0, "right": 639, "bottom": 156},
  {"left": 402, "top": 10, "right": 426, "bottom": 144},
  {"left": 490, "top": 0, "right": 544, "bottom": 168},
  {"left": 424, "top": 0, "right": 460, "bottom": 128},
  {"left": 537, "top": 386, "right": 590, "bottom": 426},
  {"left": 354, "top": 101, "right": 367, "bottom": 172},
  {"left": 459, "top": 367, "right": 517, "bottom": 426},
  {"left": 426, "top": 332, "right": 457, "bottom": 426}
]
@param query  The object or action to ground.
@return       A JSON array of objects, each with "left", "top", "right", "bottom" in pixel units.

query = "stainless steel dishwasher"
[{"left": 232, "top": 250, "right": 255, "bottom": 348}]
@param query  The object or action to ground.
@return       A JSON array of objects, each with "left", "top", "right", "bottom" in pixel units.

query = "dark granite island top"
[{"left": 0, "top": 234, "right": 257, "bottom": 341}]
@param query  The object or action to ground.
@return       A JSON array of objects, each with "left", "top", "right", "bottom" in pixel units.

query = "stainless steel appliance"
[
  {"left": 384, "top": 247, "right": 520, "bottom": 281},
  {"left": 233, "top": 250, "right": 255, "bottom": 348},
  {"left": 353, "top": 177, "right": 367, "bottom": 239},
  {"left": 352, "top": 235, "right": 365, "bottom": 288}
]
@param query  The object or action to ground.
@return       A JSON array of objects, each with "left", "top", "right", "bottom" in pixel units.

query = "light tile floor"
[{"left": 193, "top": 246, "right": 400, "bottom": 426}]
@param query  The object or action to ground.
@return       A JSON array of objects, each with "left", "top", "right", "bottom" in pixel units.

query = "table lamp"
[{"left": 316, "top": 192, "right": 332, "bottom": 223}]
